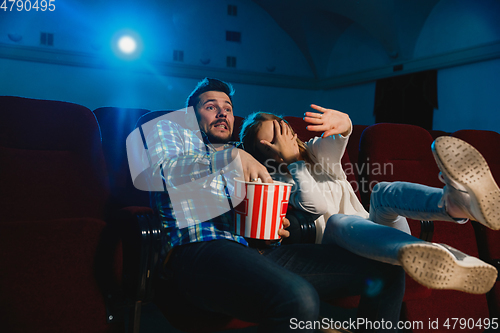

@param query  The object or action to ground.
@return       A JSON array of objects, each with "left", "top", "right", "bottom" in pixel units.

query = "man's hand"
[
  {"left": 260, "top": 120, "right": 300, "bottom": 165},
  {"left": 278, "top": 217, "right": 290, "bottom": 239},
  {"left": 232, "top": 148, "right": 273, "bottom": 183},
  {"left": 304, "top": 104, "right": 351, "bottom": 138}
]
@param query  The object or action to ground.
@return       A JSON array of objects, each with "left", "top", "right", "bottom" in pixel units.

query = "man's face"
[{"left": 195, "top": 91, "right": 234, "bottom": 144}]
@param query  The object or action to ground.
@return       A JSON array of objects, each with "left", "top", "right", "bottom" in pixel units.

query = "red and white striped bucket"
[{"left": 233, "top": 179, "right": 292, "bottom": 240}]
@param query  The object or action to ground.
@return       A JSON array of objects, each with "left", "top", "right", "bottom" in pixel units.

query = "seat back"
[
  {"left": 358, "top": 123, "right": 441, "bottom": 188},
  {"left": 346, "top": 124, "right": 369, "bottom": 184},
  {"left": 136, "top": 109, "right": 177, "bottom": 127},
  {"left": 93, "top": 106, "right": 151, "bottom": 208},
  {"left": 358, "top": 123, "right": 489, "bottom": 330},
  {"left": 428, "top": 129, "right": 449, "bottom": 140},
  {"left": 0, "top": 96, "right": 109, "bottom": 221},
  {"left": 452, "top": 129, "right": 500, "bottom": 317},
  {"left": 451, "top": 130, "right": 500, "bottom": 184},
  {"left": 358, "top": 123, "right": 442, "bottom": 209},
  {"left": 0, "top": 96, "right": 122, "bottom": 333},
  {"left": 233, "top": 115, "right": 244, "bottom": 142}
]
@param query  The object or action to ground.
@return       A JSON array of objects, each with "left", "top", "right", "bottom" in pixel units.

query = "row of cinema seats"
[
  {"left": 288, "top": 119, "right": 500, "bottom": 331},
  {"left": 95, "top": 107, "right": 500, "bottom": 333},
  {"left": 0, "top": 96, "right": 498, "bottom": 333},
  {"left": 0, "top": 97, "right": 253, "bottom": 333}
]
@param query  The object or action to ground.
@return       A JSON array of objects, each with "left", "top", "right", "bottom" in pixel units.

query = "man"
[{"left": 149, "top": 78, "right": 405, "bottom": 332}]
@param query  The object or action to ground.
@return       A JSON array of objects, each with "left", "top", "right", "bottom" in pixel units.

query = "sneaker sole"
[
  {"left": 432, "top": 136, "right": 500, "bottom": 230},
  {"left": 399, "top": 243, "right": 497, "bottom": 294}
]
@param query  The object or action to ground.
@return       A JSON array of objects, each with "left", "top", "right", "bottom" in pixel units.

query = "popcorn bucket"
[{"left": 233, "top": 179, "right": 292, "bottom": 240}]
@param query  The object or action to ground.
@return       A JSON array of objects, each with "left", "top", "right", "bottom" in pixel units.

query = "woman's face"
[{"left": 255, "top": 120, "right": 283, "bottom": 163}]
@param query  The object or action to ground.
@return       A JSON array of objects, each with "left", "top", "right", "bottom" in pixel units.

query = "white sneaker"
[
  {"left": 432, "top": 136, "right": 500, "bottom": 230},
  {"left": 398, "top": 242, "right": 497, "bottom": 294}
]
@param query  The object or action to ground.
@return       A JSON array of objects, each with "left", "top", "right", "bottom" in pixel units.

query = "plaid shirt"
[{"left": 146, "top": 118, "right": 248, "bottom": 258}]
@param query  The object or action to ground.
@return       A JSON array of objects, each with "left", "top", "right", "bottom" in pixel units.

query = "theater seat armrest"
[
  {"left": 488, "top": 259, "right": 500, "bottom": 281},
  {"left": 419, "top": 220, "right": 434, "bottom": 242},
  {"left": 283, "top": 208, "right": 321, "bottom": 244},
  {"left": 108, "top": 206, "right": 161, "bottom": 303},
  {"left": 116, "top": 206, "right": 154, "bottom": 218}
]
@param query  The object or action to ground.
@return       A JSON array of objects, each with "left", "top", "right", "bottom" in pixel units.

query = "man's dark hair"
[{"left": 186, "top": 77, "right": 235, "bottom": 109}]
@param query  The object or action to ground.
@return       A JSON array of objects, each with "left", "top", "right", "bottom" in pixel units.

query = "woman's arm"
[
  {"left": 286, "top": 161, "right": 328, "bottom": 215},
  {"left": 304, "top": 104, "right": 353, "bottom": 178}
]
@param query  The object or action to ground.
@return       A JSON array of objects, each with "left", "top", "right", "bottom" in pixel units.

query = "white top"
[{"left": 272, "top": 128, "right": 369, "bottom": 243}]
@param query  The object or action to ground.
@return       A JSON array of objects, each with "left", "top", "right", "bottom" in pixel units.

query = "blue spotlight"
[
  {"left": 112, "top": 30, "right": 143, "bottom": 60},
  {"left": 118, "top": 35, "right": 137, "bottom": 54}
]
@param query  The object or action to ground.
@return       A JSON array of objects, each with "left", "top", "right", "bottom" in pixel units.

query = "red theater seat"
[
  {"left": 358, "top": 123, "right": 490, "bottom": 332},
  {"left": 94, "top": 107, "right": 151, "bottom": 209},
  {"left": 452, "top": 129, "right": 500, "bottom": 317},
  {"left": 0, "top": 96, "right": 124, "bottom": 333},
  {"left": 9, "top": 96, "right": 490, "bottom": 333},
  {"left": 346, "top": 124, "right": 369, "bottom": 183},
  {"left": 428, "top": 129, "right": 449, "bottom": 140}
]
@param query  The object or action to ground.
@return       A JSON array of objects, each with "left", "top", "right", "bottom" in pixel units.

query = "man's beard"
[{"left": 206, "top": 131, "right": 232, "bottom": 144}]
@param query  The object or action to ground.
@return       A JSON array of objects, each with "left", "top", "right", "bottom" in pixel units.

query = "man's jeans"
[
  {"left": 323, "top": 181, "right": 460, "bottom": 265},
  {"left": 164, "top": 239, "right": 405, "bottom": 333}
]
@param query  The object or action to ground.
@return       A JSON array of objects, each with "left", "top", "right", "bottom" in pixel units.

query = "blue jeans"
[
  {"left": 164, "top": 239, "right": 405, "bottom": 332},
  {"left": 323, "top": 181, "right": 459, "bottom": 265}
]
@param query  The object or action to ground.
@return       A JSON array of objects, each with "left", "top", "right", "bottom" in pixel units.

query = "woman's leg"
[
  {"left": 323, "top": 214, "right": 497, "bottom": 294},
  {"left": 369, "top": 181, "right": 462, "bottom": 232},
  {"left": 322, "top": 213, "right": 421, "bottom": 265},
  {"left": 369, "top": 137, "right": 500, "bottom": 231}
]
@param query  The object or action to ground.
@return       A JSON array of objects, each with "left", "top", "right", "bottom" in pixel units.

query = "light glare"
[{"left": 118, "top": 36, "right": 137, "bottom": 54}]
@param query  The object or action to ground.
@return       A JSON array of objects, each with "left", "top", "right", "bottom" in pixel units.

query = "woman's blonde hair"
[{"left": 239, "top": 112, "right": 315, "bottom": 168}]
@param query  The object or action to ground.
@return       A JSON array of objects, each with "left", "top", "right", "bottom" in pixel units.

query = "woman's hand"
[
  {"left": 260, "top": 120, "right": 300, "bottom": 165},
  {"left": 304, "top": 104, "right": 351, "bottom": 138}
]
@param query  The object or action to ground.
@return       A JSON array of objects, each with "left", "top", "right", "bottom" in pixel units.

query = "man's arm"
[
  {"left": 231, "top": 148, "right": 273, "bottom": 183},
  {"left": 150, "top": 120, "right": 272, "bottom": 188},
  {"left": 147, "top": 120, "right": 230, "bottom": 188}
]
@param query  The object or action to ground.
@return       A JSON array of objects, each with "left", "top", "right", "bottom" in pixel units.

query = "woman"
[{"left": 239, "top": 105, "right": 499, "bottom": 294}]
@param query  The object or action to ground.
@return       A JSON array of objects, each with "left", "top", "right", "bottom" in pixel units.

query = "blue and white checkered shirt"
[{"left": 146, "top": 118, "right": 248, "bottom": 258}]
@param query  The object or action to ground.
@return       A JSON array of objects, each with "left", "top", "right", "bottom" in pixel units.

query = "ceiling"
[
  {"left": 250, "top": 0, "right": 441, "bottom": 78},
  {"left": 1, "top": 0, "right": 499, "bottom": 89}
]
